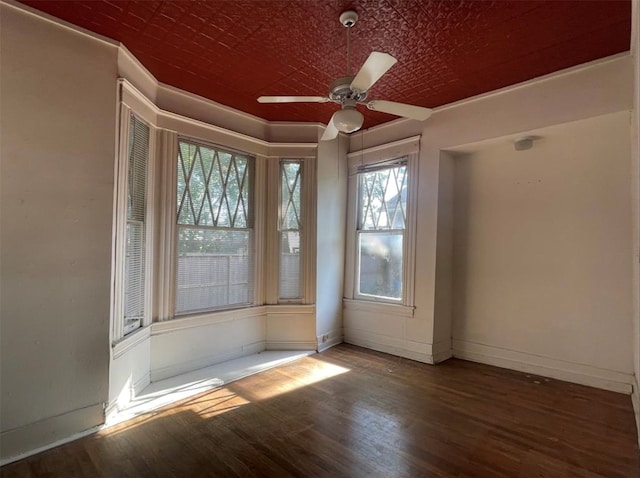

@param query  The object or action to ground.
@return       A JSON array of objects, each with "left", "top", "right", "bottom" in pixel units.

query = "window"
[
  {"left": 279, "top": 161, "right": 303, "bottom": 300},
  {"left": 345, "top": 136, "right": 418, "bottom": 308},
  {"left": 356, "top": 160, "right": 408, "bottom": 302},
  {"left": 175, "top": 140, "right": 254, "bottom": 314},
  {"left": 122, "top": 115, "right": 150, "bottom": 334},
  {"left": 112, "top": 106, "right": 153, "bottom": 341}
]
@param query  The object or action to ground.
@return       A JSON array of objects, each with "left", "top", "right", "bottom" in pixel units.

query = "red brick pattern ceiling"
[{"left": 21, "top": 1, "right": 631, "bottom": 129}]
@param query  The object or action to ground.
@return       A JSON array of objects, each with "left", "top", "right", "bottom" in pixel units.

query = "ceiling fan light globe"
[{"left": 334, "top": 109, "right": 364, "bottom": 133}]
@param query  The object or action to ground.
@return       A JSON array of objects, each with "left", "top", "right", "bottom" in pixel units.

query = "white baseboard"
[
  {"left": 266, "top": 340, "right": 317, "bottom": 350},
  {"left": 453, "top": 339, "right": 633, "bottom": 394},
  {"left": 106, "top": 372, "right": 151, "bottom": 422},
  {"left": 317, "top": 336, "right": 343, "bottom": 352},
  {"left": 0, "top": 403, "right": 104, "bottom": 465},
  {"left": 432, "top": 339, "right": 453, "bottom": 364},
  {"left": 344, "top": 335, "right": 432, "bottom": 363},
  {"left": 343, "top": 327, "right": 433, "bottom": 363},
  {"left": 133, "top": 373, "right": 151, "bottom": 397},
  {"left": 104, "top": 399, "right": 119, "bottom": 424},
  {"left": 150, "top": 341, "right": 265, "bottom": 382},
  {"left": 316, "top": 328, "right": 343, "bottom": 352},
  {"left": 632, "top": 377, "right": 640, "bottom": 446}
]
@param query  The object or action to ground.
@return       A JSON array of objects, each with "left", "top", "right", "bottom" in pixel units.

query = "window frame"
[
  {"left": 278, "top": 159, "right": 304, "bottom": 302},
  {"left": 174, "top": 137, "right": 256, "bottom": 316},
  {"left": 111, "top": 104, "right": 156, "bottom": 343},
  {"left": 344, "top": 136, "right": 420, "bottom": 309}
]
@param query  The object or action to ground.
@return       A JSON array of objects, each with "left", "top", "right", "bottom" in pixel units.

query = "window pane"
[
  {"left": 176, "top": 228, "right": 253, "bottom": 313},
  {"left": 128, "top": 116, "right": 148, "bottom": 222},
  {"left": 177, "top": 142, "right": 251, "bottom": 228},
  {"left": 280, "top": 231, "right": 301, "bottom": 299},
  {"left": 358, "top": 231, "right": 403, "bottom": 300},
  {"left": 123, "top": 114, "right": 148, "bottom": 335},
  {"left": 124, "top": 221, "right": 144, "bottom": 330},
  {"left": 279, "top": 162, "right": 302, "bottom": 299},
  {"left": 176, "top": 140, "right": 254, "bottom": 314},
  {"left": 280, "top": 162, "right": 302, "bottom": 230},
  {"left": 359, "top": 165, "right": 407, "bottom": 231}
]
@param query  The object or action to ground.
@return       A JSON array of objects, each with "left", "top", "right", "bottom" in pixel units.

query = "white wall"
[
  {"left": 151, "top": 314, "right": 266, "bottom": 381},
  {"left": 451, "top": 112, "right": 633, "bottom": 392},
  {"left": 432, "top": 152, "right": 455, "bottom": 362},
  {"left": 0, "top": 3, "right": 118, "bottom": 461},
  {"left": 315, "top": 135, "right": 348, "bottom": 350},
  {"left": 348, "top": 53, "right": 634, "bottom": 369}
]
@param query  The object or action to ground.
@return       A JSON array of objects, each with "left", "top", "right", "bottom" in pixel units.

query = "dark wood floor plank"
[{"left": 2, "top": 344, "right": 638, "bottom": 477}]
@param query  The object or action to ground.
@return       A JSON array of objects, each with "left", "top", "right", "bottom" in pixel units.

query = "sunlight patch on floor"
[
  {"left": 104, "top": 350, "right": 314, "bottom": 427},
  {"left": 232, "top": 357, "right": 351, "bottom": 401}
]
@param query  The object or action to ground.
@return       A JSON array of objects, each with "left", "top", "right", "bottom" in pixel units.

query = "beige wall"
[
  {"left": 315, "top": 135, "right": 348, "bottom": 349},
  {"left": 630, "top": 0, "right": 640, "bottom": 440},
  {"left": 0, "top": 4, "right": 118, "bottom": 459},
  {"left": 451, "top": 112, "right": 634, "bottom": 388}
]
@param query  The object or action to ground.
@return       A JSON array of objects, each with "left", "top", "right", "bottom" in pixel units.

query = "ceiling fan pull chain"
[{"left": 340, "top": 10, "right": 358, "bottom": 75}]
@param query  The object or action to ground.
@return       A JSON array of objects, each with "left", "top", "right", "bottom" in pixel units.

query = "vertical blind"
[
  {"left": 176, "top": 140, "right": 254, "bottom": 314},
  {"left": 279, "top": 161, "right": 303, "bottom": 299},
  {"left": 123, "top": 114, "right": 149, "bottom": 334}
]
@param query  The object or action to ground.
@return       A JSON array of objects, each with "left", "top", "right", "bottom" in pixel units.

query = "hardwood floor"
[{"left": 2, "top": 344, "right": 638, "bottom": 477}]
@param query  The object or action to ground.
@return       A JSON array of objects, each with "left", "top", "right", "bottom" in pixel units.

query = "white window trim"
[
  {"left": 173, "top": 137, "right": 258, "bottom": 316},
  {"left": 264, "top": 156, "right": 316, "bottom": 305},
  {"left": 116, "top": 79, "right": 318, "bottom": 327},
  {"left": 111, "top": 103, "right": 156, "bottom": 344},
  {"left": 278, "top": 159, "right": 304, "bottom": 303},
  {"left": 344, "top": 136, "right": 420, "bottom": 308}
]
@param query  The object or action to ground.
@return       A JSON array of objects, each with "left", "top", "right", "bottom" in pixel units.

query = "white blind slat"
[{"left": 123, "top": 114, "right": 149, "bottom": 334}]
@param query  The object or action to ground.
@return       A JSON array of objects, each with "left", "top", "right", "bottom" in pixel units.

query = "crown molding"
[
  {"left": 1, "top": 0, "right": 118, "bottom": 47},
  {"left": 350, "top": 51, "right": 633, "bottom": 151}
]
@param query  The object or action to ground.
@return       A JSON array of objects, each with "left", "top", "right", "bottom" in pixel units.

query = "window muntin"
[
  {"left": 279, "top": 161, "right": 303, "bottom": 300},
  {"left": 175, "top": 140, "right": 254, "bottom": 314},
  {"left": 356, "top": 161, "right": 407, "bottom": 302},
  {"left": 123, "top": 114, "right": 149, "bottom": 335}
]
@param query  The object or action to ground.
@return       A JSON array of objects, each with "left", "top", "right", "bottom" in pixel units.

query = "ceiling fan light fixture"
[{"left": 334, "top": 108, "right": 364, "bottom": 133}]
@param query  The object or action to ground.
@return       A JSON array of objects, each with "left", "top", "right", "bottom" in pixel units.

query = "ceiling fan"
[{"left": 257, "top": 10, "right": 433, "bottom": 141}]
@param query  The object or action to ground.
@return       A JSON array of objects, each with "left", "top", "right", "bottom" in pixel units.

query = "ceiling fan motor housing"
[{"left": 329, "top": 76, "right": 367, "bottom": 102}]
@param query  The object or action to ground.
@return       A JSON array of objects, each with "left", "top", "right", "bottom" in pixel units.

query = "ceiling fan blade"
[
  {"left": 320, "top": 113, "right": 340, "bottom": 141},
  {"left": 257, "top": 96, "right": 329, "bottom": 103},
  {"left": 366, "top": 100, "right": 433, "bottom": 121},
  {"left": 350, "top": 52, "right": 397, "bottom": 93}
]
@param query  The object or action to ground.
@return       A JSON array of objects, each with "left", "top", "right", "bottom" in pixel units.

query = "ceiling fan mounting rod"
[
  {"left": 347, "top": 22, "right": 351, "bottom": 74},
  {"left": 340, "top": 10, "right": 358, "bottom": 76}
]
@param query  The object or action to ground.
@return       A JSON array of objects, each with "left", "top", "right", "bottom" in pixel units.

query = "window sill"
[
  {"left": 153, "top": 304, "right": 316, "bottom": 335},
  {"left": 342, "top": 298, "right": 415, "bottom": 318},
  {"left": 112, "top": 325, "right": 152, "bottom": 359}
]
